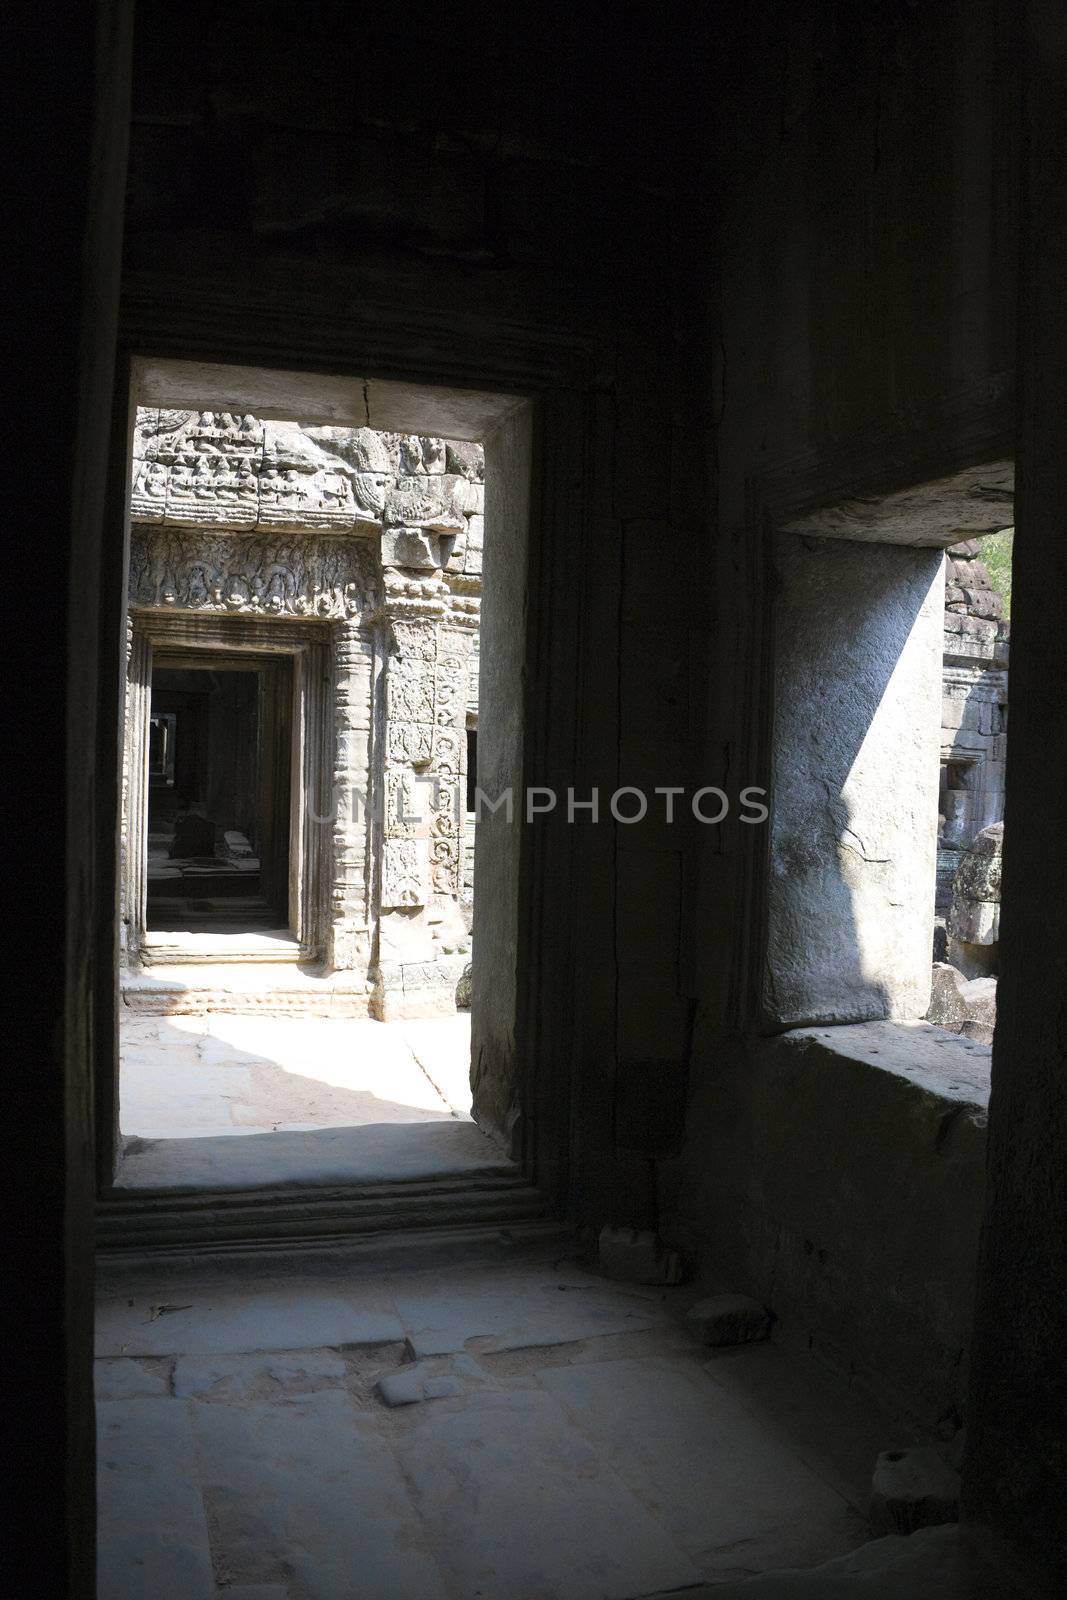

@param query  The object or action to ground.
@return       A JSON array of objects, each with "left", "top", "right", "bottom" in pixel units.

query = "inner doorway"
[
  {"left": 147, "top": 654, "right": 292, "bottom": 935},
  {"left": 103, "top": 359, "right": 537, "bottom": 1219}
]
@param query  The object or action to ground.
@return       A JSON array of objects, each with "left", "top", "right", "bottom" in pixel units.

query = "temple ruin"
[
  {"left": 930, "top": 539, "right": 1009, "bottom": 1041},
  {"left": 121, "top": 410, "right": 484, "bottom": 1020},
  {"left": 20, "top": 3, "right": 1067, "bottom": 1597}
]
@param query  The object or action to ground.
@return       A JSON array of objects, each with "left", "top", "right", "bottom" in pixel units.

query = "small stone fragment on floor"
[
  {"left": 868, "top": 1445, "right": 961, "bottom": 1536},
  {"left": 686, "top": 1293, "right": 772, "bottom": 1347},
  {"left": 377, "top": 1364, "right": 461, "bottom": 1406},
  {"left": 378, "top": 1367, "right": 425, "bottom": 1406}
]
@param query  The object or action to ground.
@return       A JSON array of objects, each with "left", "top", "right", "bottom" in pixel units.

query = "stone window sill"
[{"left": 780, "top": 1018, "right": 991, "bottom": 1110}]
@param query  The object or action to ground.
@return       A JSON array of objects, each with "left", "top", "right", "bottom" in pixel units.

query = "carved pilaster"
[
  {"left": 327, "top": 622, "right": 374, "bottom": 969},
  {"left": 429, "top": 626, "right": 473, "bottom": 899},
  {"left": 379, "top": 605, "right": 439, "bottom": 911}
]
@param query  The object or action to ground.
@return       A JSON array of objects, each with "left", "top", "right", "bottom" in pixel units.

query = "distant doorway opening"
[{"left": 146, "top": 654, "right": 292, "bottom": 934}]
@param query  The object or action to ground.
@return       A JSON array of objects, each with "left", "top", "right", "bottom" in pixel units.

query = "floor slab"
[
  {"left": 395, "top": 1387, "right": 704, "bottom": 1600},
  {"left": 540, "top": 1355, "right": 865, "bottom": 1581},
  {"left": 97, "top": 1398, "right": 216, "bottom": 1600},
  {"left": 96, "top": 1286, "right": 403, "bottom": 1357},
  {"left": 699, "top": 1343, "right": 925, "bottom": 1512},
  {"left": 639, "top": 1525, "right": 1034, "bottom": 1599},
  {"left": 389, "top": 1260, "right": 674, "bottom": 1356},
  {"left": 96, "top": 1254, "right": 944, "bottom": 1600},
  {"left": 193, "top": 1391, "right": 448, "bottom": 1600}
]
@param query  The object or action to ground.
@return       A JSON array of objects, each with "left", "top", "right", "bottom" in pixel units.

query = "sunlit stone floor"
[
  {"left": 119, "top": 1012, "right": 474, "bottom": 1138},
  {"left": 96, "top": 1247, "right": 927, "bottom": 1600}
]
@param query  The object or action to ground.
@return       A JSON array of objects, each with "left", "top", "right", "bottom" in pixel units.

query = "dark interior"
[{"left": 146, "top": 658, "right": 291, "bottom": 932}]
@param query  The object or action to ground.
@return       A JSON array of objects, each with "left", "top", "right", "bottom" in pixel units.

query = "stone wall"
[
  {"left": 123, "top": 410, "right": 483, "bottom": 1019},
  {"left": 116, "top": 0, "right": 713, "bottom": 1209},
  {"left": 938, "top": 541, "right": 1009, "bottom": 912},
  {"left": 675, "top": 0, "right": 1018, "bottom": 1443}
]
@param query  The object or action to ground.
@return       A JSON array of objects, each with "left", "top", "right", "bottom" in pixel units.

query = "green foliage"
[{"left": 980, "top": 528, "right": 1013, "bottom": 618}]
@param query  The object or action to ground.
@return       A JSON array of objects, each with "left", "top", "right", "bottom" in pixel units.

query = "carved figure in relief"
[{"left": 128, "top": 528, "right": 374, "bottom": 621}]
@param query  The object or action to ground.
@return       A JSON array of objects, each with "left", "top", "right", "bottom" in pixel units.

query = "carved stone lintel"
[
  {"left": 129, "top": 526, "right": 378, "bottom": 621},
  {"left": 131, "top": 410, "right": 390, "bottom": 533}
]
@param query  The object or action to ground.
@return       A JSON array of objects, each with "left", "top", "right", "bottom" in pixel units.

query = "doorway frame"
[
  {"left": 127, "top": 616, "right": 328, "bottom": 961},
  {"left": 94, "top": 337, "right": 591, "bottom": 1218}
]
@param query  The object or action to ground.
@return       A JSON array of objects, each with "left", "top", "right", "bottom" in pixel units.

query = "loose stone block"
[
  {"left": 927, "top": 964, "right": 997, "bottom": 1033},
  {"left": 686, "top": 1293, "right": 772, "bottom": 1348},
  {"left": 376, "top": 1364, "right": 462, "bottom": 1406},
  {"left": 377, "top": 1367, "right": 425, "bottom": 1406},
  {"left": 868, "top": 1446, "right": 960, "bottom": 1536}
]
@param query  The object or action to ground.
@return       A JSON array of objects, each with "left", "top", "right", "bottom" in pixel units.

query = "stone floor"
[
  {"left": 117, "top": 1011, "right": 478, "bottom": 1190},
  {"left": 95, "top": 1245, "right": 951, "bottom": 1600},
  {"left": 120, "top": 1012, "right": 474, "bottom": 1137}
]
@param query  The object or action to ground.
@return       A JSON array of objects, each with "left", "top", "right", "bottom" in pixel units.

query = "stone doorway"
[
  {"left": 102, "top": 361, "right": 540, "bottom": 1232},
  {"left": 123, "top": 612, "right": 331, "bottom": 969},
  {"left": 146, "top": 655, "right": 292, "bottom": 936}
]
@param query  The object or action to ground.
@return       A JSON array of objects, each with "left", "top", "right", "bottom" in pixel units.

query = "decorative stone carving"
[
  {"left": 259, "top": 422, "right": 387, "bottom": 529},
  {"left": 131, "top": 409, "right": 391, "bottom": 532},
  {"left": 936, "top": 542, "right": 1009, "bottom": 913},
  {"left": 390, "top": 620, "right": 438, "bottom": 659},
  {"left": 128, "top": 526, "right": 377, "bottom": 620},
  {"left": 947, "top": 822, "right": 1002, "bottom": 977},
  {"left": 385, "top": 770, "right": 430, "bottom": 840},
  {"left": 123, "top": 414, "right": 484, "bottom": 1018},
  {"left": 445, "top": 441, "right": 485, "bottom": 479},
  {"left": 386, "top": 719, "right": 433, "bottom": 765},
  {"left": 381, "top": 839, "right": 429, "bottom": 908},
  {"left": 376, "top": 569, "right": 449, "bottom": 623},
  {"left": 399, "top": 435, "right": 446, "bottom": 475},
  {"left": 328, "top": 623, "right": 373, "bottom": 970},
  {"left": 383, "top": 475, "right": 473, "bottom": 533},
  {"left": 386, "top": 657, "right": 436, "bottom": 727}
]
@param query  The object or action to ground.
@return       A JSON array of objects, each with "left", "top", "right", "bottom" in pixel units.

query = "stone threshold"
[
  {"left": 121, "top": 959, "right": 372, "bottom": 1016},
  {"left": 112, "top": 1119, "right": 511, "bottom": 1193},
  {"left": 139, "top": 928, "right": 303, "bottom": 963},
  {"left": 97, "top": 1170, "right": 549, "bottom": 1257},
  {"left": 97, "top": 1121, "right": 545, "bottom": 1256}
]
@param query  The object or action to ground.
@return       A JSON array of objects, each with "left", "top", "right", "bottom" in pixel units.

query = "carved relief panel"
[{"left": 128, "top": 527, "right": 378, "bottom": 622}]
